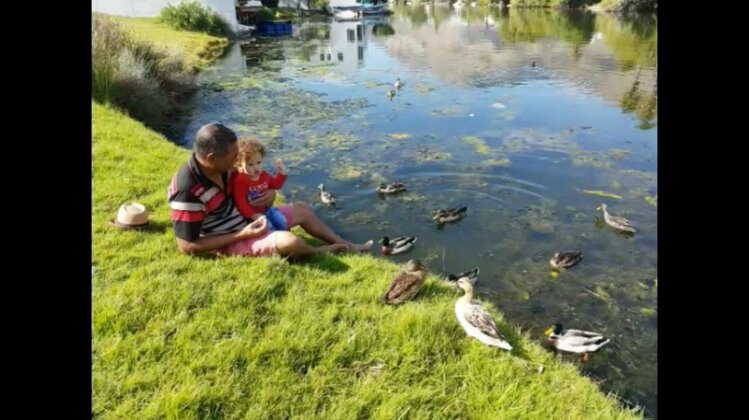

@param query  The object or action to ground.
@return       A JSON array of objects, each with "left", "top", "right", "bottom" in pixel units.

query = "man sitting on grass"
[{"left": 167, "top": 122, "right": 373, "bottom": 257}]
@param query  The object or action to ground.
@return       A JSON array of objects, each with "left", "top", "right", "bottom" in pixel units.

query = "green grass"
[
  {"left": 93, "top": 102, "right": 640, "bottom": 418},
  {"left": 113, "top": 17, "right": 228, "bottom": 72}
]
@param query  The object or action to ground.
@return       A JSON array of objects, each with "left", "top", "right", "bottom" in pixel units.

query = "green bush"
[
  {"left": 309, "top": 0, "right": 330, "bottom": 10},
  {"left": 255, "top": 6, "right": 276, "bottom": 23},
  {"left": 160, "top": 1, "right": 231, "bottom": 37},
  {"left": 615, "top": 0, "right": 657, "bottom": 14}
]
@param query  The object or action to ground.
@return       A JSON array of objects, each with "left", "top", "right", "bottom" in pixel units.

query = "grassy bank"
[
  {"left": 113, "top": 17, "right": 228, "bottom": 73},
  {"left": 92, "top": 14, "right": 228, "bottom": 137},
  {"left": 92, "top": 102, "right": 640, "bottom": 418}
]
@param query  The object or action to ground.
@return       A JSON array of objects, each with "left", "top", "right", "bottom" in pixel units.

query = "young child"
[{"left": 228, "top": 137, "right": 289, "bottom": 232}]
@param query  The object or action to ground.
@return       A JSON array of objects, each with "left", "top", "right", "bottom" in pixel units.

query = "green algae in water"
[
  {"left": 307, "top": 132, "right": 361, "bottom": 152},
  {"left": 580, "top": 190, "right": 623, "bottom": 200},
  {"left": 396, "top": 192, "right": 427, "bottom": 203},
  {"left": 229, "top": 123, "right": 256, "bottom": 135},
  {"left": 621, "top": 169, "right": 656, "bottom": 184},
  {"left": 297, "top": 64, "right": 335, "bottom": 78},
  {"left": 388, "top": 133, "right": 411, "bottom": 141},
  {"left": 644, "top": 195, "right": 657, "bottom": 208},
  {"left": 430, "top": 108, "right": 464, "bottom": 117},
  {"left": 369, "top": 172, "right": 389, "bottom": 184},
  {"left": 235, "top": 85, "right": 369, "bottom": 135},
  {"left": 501, "top": 132, "right": 577, "bottom": 157},
  {"left": 462, "top": 136, "right": 491, "bottom": 155},
  {"left": 413, "top": 83, "right": 437, "bottom": 95},
  {"left": 414, "top": 147, "right": 452, "bottom": 163},
  {"left": 585, "top": 285, "right": 612, "bottom": 304},
  {"left": 329, "top": 162, "right": 364, "bottom": 181},
  {"left": 571, "top": 152, "right": 613, "bottom": 169},
  {"left": 481, "top": 157, "right": 512, "bottom": 168},
  {"left": 608, "top": 148, "right": 631, "bottom": 161},
  {"left": 639, "top": 307, "right": 657, "bottom": 317},
  {"left": 259, "top": 125, "right": 282, "bottom": 139},
  {"left": 516, "top": 205, "right": 558, "bottom": 234},
  {"left": 498, "top": 112, "right": 516, "bottom": 121}
]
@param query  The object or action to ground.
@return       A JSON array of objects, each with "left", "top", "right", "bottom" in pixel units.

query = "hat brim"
[{"left": 109, "top": 219, "right": 150, "bottom": 231}]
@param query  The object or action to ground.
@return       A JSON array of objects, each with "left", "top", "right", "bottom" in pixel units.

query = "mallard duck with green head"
[
  {"left": 447, "top": 267, "right": 479, "bottom": 286},
  {"left": 379, "top": 236, "right": 417, "bottom": 255},
  {"left": 544, "top": 323, "right": 610, "bottom": 362}
]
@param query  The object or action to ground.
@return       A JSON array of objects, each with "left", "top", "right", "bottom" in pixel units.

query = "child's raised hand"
[{"left": 274, "top": 158, "right": 286, "bottom": 175}]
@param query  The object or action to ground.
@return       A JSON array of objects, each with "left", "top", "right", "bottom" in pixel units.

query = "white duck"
[
  {"left": 454, "top": 277, "right": 512, "bottom": 351},
  {"left": 318, "top": 184, "right": 336, "bottom": 205}
]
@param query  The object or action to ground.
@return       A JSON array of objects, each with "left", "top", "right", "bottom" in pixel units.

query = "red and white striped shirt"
[{"left": 167, "top": 154, "right": 247, "bottom": 241}]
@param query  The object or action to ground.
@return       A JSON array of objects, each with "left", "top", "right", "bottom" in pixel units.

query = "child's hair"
[{"left": 235, "top": 137, "right": 266, "bottom": 167}]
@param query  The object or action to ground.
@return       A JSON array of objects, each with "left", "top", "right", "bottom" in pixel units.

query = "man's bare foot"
[
  {"left": 320, "top": 243, "right": 350, "bottom": 254},
  {"left": 348, "top": 239, "right": 374, "bottom": 252}
]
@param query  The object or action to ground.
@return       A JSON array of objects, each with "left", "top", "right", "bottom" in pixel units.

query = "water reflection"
[{"left": 379, "top": 5, "right": 656, "bottom": 129}]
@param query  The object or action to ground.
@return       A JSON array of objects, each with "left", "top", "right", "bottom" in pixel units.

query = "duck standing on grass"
[
  {"left": 454, "top": 277, "right": 513, "bottom": 350},
  {"left": 381, "top": 259, "right": 428, "bottom": 305}
]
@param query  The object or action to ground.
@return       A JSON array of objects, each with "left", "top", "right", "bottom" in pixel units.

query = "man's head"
[{"left": 193, "top": 123, "right": 238, "bottom": 173}]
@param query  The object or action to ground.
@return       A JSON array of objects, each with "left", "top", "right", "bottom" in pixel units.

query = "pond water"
[{"left": 181, "top": 4, "right": 657, "bottom": 417}]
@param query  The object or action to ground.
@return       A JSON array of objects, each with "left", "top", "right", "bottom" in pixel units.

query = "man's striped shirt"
[{"left": 167, "top": 154, "right": 248, "bottom": 241}]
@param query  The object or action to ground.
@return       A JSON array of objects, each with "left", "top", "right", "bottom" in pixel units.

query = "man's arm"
[
  {"left": 249, "top": 189, "right": 277, "bottom": 208},
  {"left": 176, "top": 217, "right": 268, "bottom": 254}
]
